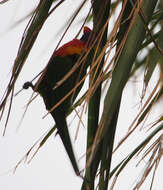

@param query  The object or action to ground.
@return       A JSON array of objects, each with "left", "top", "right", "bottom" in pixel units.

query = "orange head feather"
[{"left": 53, "top": 27, "right": 92, "bottom": 57}]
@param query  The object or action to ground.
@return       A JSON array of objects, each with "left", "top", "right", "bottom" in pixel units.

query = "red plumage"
[{"left": 53, "top": 27, "right": 91, "bottom": 57}]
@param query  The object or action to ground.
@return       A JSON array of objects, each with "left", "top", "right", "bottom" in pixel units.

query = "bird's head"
[
  {"left": 52, "top": 26, "right": 93, "bottom": 57},
  {"left": 80, "top": 26, "right": 93, "bottom": 44}
]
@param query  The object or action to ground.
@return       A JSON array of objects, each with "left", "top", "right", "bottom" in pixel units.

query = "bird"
[{"left": 23, "top": 26, "right": 93, "bottom": 176}]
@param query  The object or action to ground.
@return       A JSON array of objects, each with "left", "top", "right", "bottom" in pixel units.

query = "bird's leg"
[{"left": 23, "top": 82, "right": 34, "bottom": 90}]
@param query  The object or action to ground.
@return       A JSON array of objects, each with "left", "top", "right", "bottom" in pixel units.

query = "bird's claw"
[{"left": 23, "top": 82, "right": 34, "bottom": 90}]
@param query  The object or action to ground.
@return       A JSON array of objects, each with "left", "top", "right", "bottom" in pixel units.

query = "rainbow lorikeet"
[{"left": 23, "top": 27, "right": 93, "bottom": 176}]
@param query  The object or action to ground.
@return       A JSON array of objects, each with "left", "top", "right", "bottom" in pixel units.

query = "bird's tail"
[{"left": 51, "top": 110, "right": 80, "bottom": 176}]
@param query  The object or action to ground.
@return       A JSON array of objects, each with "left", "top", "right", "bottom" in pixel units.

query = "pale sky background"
[{"left": 0, "top": 0, "right": 162, "bottom": 190}]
